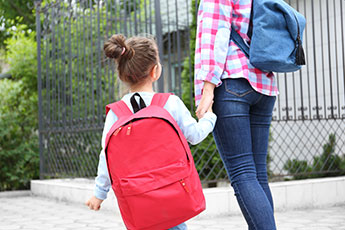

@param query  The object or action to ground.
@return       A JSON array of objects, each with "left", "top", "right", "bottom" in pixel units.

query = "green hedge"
[{"left": 284, "top": 134, "right": 345, "bottom": 180}]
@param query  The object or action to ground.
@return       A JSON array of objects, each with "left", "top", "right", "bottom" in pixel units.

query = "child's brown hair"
[{"left": 103, "top": 34, "right": 159, "bottom": 86}]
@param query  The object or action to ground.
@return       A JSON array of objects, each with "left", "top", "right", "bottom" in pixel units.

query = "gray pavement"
[{"left": 0, "top": 195, "right": 345, "bottom": 230}]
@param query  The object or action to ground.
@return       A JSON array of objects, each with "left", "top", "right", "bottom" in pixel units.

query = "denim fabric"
[
  {"left": 168, "top": 222, "right": 187, "bottom": 230},
  {"left": 213, "top": 78, "right": 277, "bottom": 230},
  {"left": 235, "top": 0, "right": 306, "bottom": 73}
]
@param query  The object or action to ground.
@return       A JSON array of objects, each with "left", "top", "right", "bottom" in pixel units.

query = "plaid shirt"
[{"left": 194, "top": 0, "right": 278, "bottom": 105}]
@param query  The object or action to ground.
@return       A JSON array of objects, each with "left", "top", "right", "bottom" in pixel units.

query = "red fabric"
[
  {"left": 106, "top": 100, "right": 132, "bottom": 117},
  {"left": 105, "top": 93, "right": 205, "bottom": 230}
]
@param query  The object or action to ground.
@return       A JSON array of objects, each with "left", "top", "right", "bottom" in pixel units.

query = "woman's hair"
[{"left": 103, "top": 34, "right": 159, "bottom": 86}]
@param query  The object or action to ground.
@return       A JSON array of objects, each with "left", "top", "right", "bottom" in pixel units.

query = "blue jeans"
[
  {"left": 168, "top": 222, "right": 187, "bottom": 230},
  {"left": 213, "top": 78, "right": 277, "bottom": 230}
]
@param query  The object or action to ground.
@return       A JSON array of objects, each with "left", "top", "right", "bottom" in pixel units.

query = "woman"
[{"left": 195, "top": 0, "right": 278, "bottom": 229}]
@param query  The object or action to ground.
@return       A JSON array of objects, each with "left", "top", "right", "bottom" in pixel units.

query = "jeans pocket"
[{"left": 224, "top": 78, "right": 254, "bottom": 97}]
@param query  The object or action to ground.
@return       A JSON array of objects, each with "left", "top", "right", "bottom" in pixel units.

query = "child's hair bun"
[
  {"left": 103, "top": 34, "right": 134, "bottom": 60},
  {"left": 104, "top": 33, "right": 158, "bottom": 86}
]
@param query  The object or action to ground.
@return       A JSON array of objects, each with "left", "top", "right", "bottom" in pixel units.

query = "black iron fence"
[{"left": 36, "top": 0, "right": 345, "bottom": 183}]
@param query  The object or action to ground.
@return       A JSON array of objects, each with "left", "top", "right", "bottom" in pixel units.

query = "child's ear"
[{"left": 149, "top": 65, "right": 159, "bottom": 82}]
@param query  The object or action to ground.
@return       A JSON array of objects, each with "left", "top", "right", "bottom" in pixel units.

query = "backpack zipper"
[
  {"left": 112, "top": 118, "right": 189, "bottom": 160},
  {"left": 180, "top": 179, "right": 190, "bottom": 193},
  {"left": 113, "top": 127, "right": 122, "bottom": 136},
  {"left": 113, "top": 122, "right": 132, "bottom": 136},
  {"left": 126, "top": 122, "right": 132, "bottom": 135},
  {"left": 293, "top": 12, "right": 306, "bottom": 65}
]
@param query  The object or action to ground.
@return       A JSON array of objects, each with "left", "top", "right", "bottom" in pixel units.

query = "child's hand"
[{"left": 86, "top": 196, "right": 103, "bottom": 211}]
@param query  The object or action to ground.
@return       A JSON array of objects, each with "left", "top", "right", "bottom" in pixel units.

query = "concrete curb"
[
  {"left": 31, "top": 176, "right": 345, "bottom": 217},
  {"left": 31, "top": 178, "right": 121, "bottom": 215},
  {"left": 0, "top": 190, "right": 32, "bottom": 198}
]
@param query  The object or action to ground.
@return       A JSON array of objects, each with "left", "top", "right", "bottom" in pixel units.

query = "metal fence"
[{"left": 36, "top": 0, "right": 345, "bottom": 184}]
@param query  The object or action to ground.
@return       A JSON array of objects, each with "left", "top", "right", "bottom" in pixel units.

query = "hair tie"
[{"left": 121, "top": 47, "right": 126, "bottom": 56}]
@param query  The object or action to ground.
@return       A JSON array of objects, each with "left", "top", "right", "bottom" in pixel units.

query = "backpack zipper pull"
[
  {"left": 126, "top": 123, "right": 132, "bottom": 135},
  {"left": 180, "top": 179, "right": 190, "bottom": 193},
  {"left": 113, "top": 127, "right": 122, "bottom": 136},
  {"left": 295, "top": 35, "right": 306, "bottom": 66}
]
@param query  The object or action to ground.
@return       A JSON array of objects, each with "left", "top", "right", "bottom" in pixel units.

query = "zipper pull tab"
[
  {"left": 180, "top": 179, "right": 190, "bottom": 193},
  {"left": 126, "top": 123, "right": 132, "bottom": 135},
  {"left": 113, "top": 127, "right": 122, "bottom": 136}
]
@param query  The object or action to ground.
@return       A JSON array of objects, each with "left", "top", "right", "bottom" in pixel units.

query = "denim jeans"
[
  {"left": 213, "top": 78, "right": 277, "bottom": 230},
  {"left": 168, "top": 222, "right": 187, "bottom": 230}
]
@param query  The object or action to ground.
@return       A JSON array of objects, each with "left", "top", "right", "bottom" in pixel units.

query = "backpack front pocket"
[
  {"left": 117, "top": 161, "right": 200, "bottom": 229},
  {"left": 119, "top": 160, "right": 189, "bottom": 196}
]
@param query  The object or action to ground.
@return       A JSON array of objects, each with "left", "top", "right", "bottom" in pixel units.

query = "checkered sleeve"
[{"left": 194, "top": 0, "right": 233, "bottom": 105}]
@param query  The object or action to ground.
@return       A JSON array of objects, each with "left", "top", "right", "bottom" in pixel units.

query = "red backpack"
[{"left": 104, "top": 93, "right": 206, "bottom": 230}]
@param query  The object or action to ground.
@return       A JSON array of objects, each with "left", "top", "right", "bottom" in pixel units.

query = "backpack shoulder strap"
[
  {"left": 230, "top": 27, "right": 250, "bottom": 58},
  {"left": 106, "top": 100, "right": 133, "bottom": 118},
  {"left": 151, "top": 93, "right": 173, "bottom": 108}
]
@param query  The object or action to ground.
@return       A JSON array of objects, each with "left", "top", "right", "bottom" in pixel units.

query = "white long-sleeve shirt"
[{"left": 94, "top": 92, "right": 217, "bottom": 200}]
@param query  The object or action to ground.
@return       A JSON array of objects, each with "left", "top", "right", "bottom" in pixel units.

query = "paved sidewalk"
[{"left": 0, "top": 195, "right": 344, "bottom": 230}]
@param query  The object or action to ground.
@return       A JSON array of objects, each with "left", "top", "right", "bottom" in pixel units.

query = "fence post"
[
  {"left": 35, "top": 0, "right": 44, "bottom": 179},
  {"left": 154, "top": 0, "right": 164, "bottom": 92}
]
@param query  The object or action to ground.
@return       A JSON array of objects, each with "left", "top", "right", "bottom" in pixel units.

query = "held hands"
[
  {"left": 86, "top": 196, "right": 104, "bottom": 211},
  {"left": 196, "top": 82, "right": 216, "bottom": 119}
]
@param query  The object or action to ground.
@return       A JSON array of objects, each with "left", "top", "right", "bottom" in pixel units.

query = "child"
[{"left": 85, "top": 34, "right": 216, "bottom": 230}]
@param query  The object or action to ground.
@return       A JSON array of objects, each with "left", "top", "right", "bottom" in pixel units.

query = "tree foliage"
[
  {"left": 5, "top": 27, "right": 37, "bottom": 91},
  {"left": 0, "top": 29, "right": 39, "bottom": 191},
  {"left": 181, "top": 0, "right": 198, "bottom": 111},
  {"left": 0, "top": 0, "right": 35, "bottom": 25},
  {"left": 0, "top": 0, "right": 35, "bottom": 48}
]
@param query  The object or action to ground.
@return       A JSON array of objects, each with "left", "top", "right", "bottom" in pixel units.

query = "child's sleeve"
[
  {"left": 166, "top": 95, "right": 217, "bottom": 145},
  {"left": 94, "top": 109, "right": 118, "bottom": 200}
]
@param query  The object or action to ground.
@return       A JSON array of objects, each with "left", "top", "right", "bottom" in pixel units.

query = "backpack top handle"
[{"left": 130, "top": 93, "right": 147, "bottom": 113}]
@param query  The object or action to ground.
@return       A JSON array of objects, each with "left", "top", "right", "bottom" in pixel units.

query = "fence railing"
[{"left": 36, "top": 0, "right": 345, "bottom": 183}]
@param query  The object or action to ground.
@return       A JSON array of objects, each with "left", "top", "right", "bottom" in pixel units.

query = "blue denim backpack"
[{"left": 231, "top": 0, "right": 306, "bottom": 73}]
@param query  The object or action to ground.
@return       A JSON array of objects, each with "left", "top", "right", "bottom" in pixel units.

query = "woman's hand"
[
  {"left": 86, "top": 196, "right": 104, "bottom": 211},
  {"left": 196, "top": 82, "right": 216, "bottom": 119}
]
